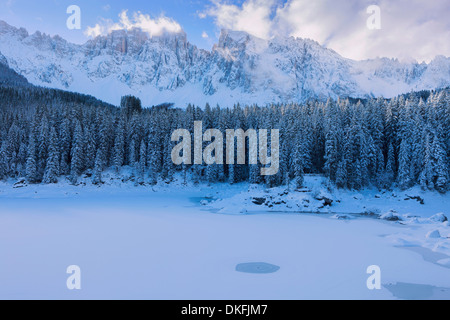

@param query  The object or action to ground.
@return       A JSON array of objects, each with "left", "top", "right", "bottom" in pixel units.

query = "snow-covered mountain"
[{"left": 0, "top": 20, "right": 449, "bottom": 107}]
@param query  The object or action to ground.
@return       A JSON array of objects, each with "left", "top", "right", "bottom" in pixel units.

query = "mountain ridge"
[{"left": 0, "top": 20, "right": 449, "bottom": 107}]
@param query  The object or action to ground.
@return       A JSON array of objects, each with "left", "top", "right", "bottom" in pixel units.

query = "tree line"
[{"left": 0, "top": 84, "right": 449, "bottom": 193}]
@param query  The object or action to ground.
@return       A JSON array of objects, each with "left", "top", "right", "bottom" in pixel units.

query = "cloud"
[
  {"left": 85, "top": 24, "right": 104, "bottom": 38},
  {"left": 85, "top": 10, "right": 183, "bottom": 38},
  {"left": 202, "top": 0, "right": 450, "bottom": 62},
  {"left": 203, "top": 0, "right": 276, "bottom": 39},
  {"left": 202, "top": 31, "right": 209, "bottom": 39}
]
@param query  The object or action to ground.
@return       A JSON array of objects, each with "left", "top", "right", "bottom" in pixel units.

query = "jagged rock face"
[
  {"left": 210, "top": 31, "right": 361, "bottom": 99},
  {"left": 80, "top": 28, "right": 209, "bottom": 91},
  {"left": 0, "top": 50, "right": 29, "bottom": 86},
  {"left": 0, "top": 51, "right": 8, "bottom": 66},
  {"left": 0, "top": 20, "right": 449, "bottom": 107}
]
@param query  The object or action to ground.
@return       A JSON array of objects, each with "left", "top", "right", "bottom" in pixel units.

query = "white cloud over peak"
[
  {"left": 204, "top": 0, "right": 276, "bottom": 40},
  {"left": 203, "top": 0, "right": 450, "bottom": 62},
  {"left": 85, "top": 10, "right": 183, "bottom": 38}
]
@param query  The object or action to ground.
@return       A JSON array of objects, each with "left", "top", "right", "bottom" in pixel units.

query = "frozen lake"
[{"left": 0, "top": 184, "right": 449, "bottom": 300}]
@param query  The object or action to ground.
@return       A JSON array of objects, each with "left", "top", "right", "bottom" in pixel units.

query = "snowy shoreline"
[
  {"left": 2, "top": 173, "right": 449, "bottom": 254},
  {"left": 1, "top": 173, "right": 449, "bottom": 299},
  {"left": 1, "top": 172, "right": 449, "bottom": 224}
]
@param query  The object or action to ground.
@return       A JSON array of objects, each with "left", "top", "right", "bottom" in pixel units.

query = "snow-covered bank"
[
  {"left": 0, "top": 174, "right": 449, "bottom": 299},
  {"left": 208, "top": 175, "right": 450, "bottom": 219},
  {"left": 207, "top": 175, "right": 450, "bottom": 259}
]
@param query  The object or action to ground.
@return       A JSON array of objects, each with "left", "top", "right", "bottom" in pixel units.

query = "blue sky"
[
  {"left": 0, "top": 0, "right": 222, "bottom": 49},
  {"left": 0, "top": 0, "right": 449, "bottom": 62}
]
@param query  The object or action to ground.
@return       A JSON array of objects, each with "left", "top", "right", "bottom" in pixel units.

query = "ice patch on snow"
[
  {"left": 385, "top": 282, "right": 450, "bottom": 300},
  {"left": 401, "top": 246, "right": 450, "bottom": 269},
  {"left": 235, "top": 262, "right": 280, "bottom": 274},
  {"left": 437, "top": 258, "right": 450, "bottom": 267}
]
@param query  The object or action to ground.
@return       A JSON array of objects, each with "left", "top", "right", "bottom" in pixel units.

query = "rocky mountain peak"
[{"left": 0, "top": 20, "right": 448, "bottom": 107}]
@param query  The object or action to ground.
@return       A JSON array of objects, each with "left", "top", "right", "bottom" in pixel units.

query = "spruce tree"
[
  {"left": 43, "top": 128, "right": 59, "bottom": 184},
  {"left": 70, "top": 121, "right": 84, "bottom": 184},
  {"left": 26, "top": 131, "right": 38, "bottom": 183},
  {"left": 113, "top": 117, "right": 125, "bottom": 173},
  {"left": 92, "top": 149, "right": 104, "bottom": 185},
  {"left": 433, "top": 136, "right": 448, "bottom": 193}
]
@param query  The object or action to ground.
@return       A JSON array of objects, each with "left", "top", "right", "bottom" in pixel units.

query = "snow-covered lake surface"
[{"left": 0, "top": 176, "right": 449, "bottom": 300}]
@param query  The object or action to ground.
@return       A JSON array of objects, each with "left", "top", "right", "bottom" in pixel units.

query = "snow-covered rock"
[
  {"left": 0, "top": 20, "right": 449, "bottom": 107},
  {"left": 426, "top": 229, "right": 442, "bottom": 239},
  {"left": 429, "top": 213, "right": 448, "bottom": 223},
  {"left": 12, "top": 178, "right": 27, "bottom": 189},
  {"left": 331, "top": 214, "right": 354, "bottom": 220},
  {"left": 380, "top": 210, "right": 402, "bottom": 221}
]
